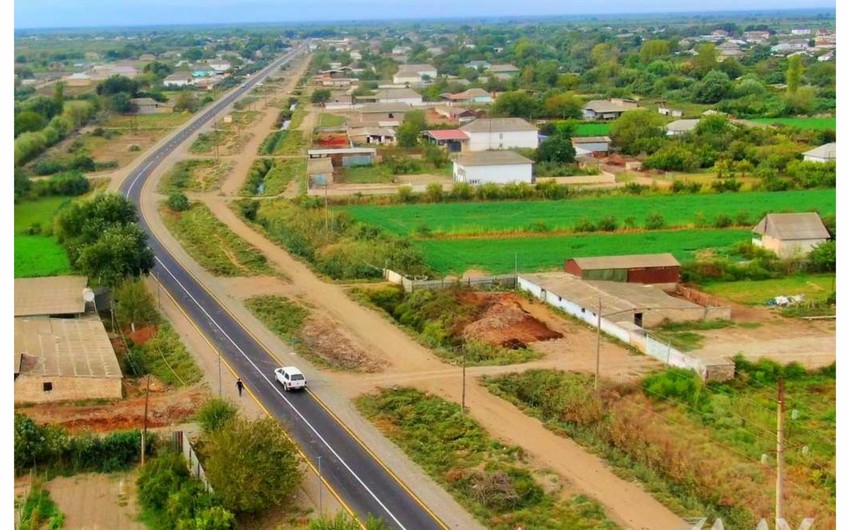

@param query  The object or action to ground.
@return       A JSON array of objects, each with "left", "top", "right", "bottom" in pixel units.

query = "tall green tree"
[
  {"left": 396, "top": 110, "right": 426, "bottom": 147},
  {"left": 311, "top": 88, "right": 332, "bottom": 105},
  {"left": 609, "top": 111, "right": 666, "bottom": 155},
  {"left": 639, "top": 39, "right": 671, "bottom": 64},
  {"left": 491, "top": 90, "right": 539, "bottom": 119},
  {"left": 693, "top": 43, "right": 719, "bottom": 76},
  {"left": 538, "top": 132, "right": 576, "bottom": 164},
  {"left": 786, "top": 54, "right": 805, "bottom": 94}
]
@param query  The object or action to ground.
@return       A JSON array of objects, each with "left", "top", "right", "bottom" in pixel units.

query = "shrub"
[
  {"left": 597, "top": 216, "right": 618, "bottom": 232},
  {"left": 167, "top": 191, "right": 191, "bottom": 212},
  {"left": 713, "top": 213, "right": 733, "bottom": 228},
  {"left": 574, "top": 217, "right": 596, "bottom": 233},
  {"left": 397, "top": 185, "right": 414, "bottom": 203},
  {"left": 196, "top": 399, "right": 238, "bottom": 435},
  {"left": 644, "top": 212, "right": 666, "bottom": 230}
]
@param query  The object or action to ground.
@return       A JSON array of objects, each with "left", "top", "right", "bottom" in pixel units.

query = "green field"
[
  {"left": 318, "top": 113, "right": 347, "bottom": 128},
  {"left": 417, "top": 229, "right": 751, "bottom": 274},
  {"left": 752, "top": 117, "right": 836, "bottom": 131},
  {"left": 702, "top": 274, "right": 836, "bottom": 305},
  {"left": 573, "top": 122, "right": 611, "bottom": 137},
  {"left": 15, "top": 197, "right": 73, "bottom": 278},
  {"left": 345, "top": 189, "right": 835, "bottom": 237}
]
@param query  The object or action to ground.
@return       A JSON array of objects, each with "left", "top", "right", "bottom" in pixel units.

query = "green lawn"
[
  {"left": 344, "top": 189, "right": 835, "bottom": 237},
  {"left": 15, "top": 196, "right": 71, "bottom": 233},
  {"left": 702, "top": 274, "right": 836, "bottom": 305},
  {"left": 417, "top": 229, "right": 751, "bottom": 274},
  {"left": 751, "top": 117, "right": 836, "bottom": 131},
  {"left": 573, "top": 122, "right": 611, "bottom": 137},
  {"left": 14, "top": 197, "right": 74, "bottom": 278},
  {"left": 318, "top": 113, "right": 347, "bottom": 128}
]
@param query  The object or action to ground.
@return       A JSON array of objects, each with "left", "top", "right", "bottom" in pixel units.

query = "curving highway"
[{"left": 120, "top": 43, "right": 449, "bottom": 530}]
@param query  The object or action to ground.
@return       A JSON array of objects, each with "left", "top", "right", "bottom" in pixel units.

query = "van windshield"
[{"left": 291, "top": 374, "right": 304, "bottom": 381}]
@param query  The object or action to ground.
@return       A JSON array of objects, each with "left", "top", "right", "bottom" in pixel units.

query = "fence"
[
  {"left": 173, "top": 431, "right": 213, "bottom": 493},
  {"left": 383, "top": 269, "right": 516, "bottom": 293}
]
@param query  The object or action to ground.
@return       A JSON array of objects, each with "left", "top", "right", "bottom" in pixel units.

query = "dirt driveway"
[{"left": 47, "top": 472, "right": 145, "bottom": 530}]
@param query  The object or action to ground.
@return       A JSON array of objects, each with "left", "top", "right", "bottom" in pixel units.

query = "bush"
[
  {"left": 574, "top": 217, "right": 596, "bottom": 233},
  {"left": 33, "top": 171, "right": 90, "bottom": 197},
  {"left": 114, "top": 277, "right": 159, "bottom": 329},
  {"left": 644, "top": 212, "right": 666, "bottom": 230},
  {"left": 713, "top": 213, "right": 733, "bottom": 228},
  {"left": 196, "top": 399, "right": 238, "bottom": 435},
  {"left": 597, "top": 216, "right": 618, "bottom": 232},
  {"left": 167, "top": 191, "right": 191, "bottom": 212}
]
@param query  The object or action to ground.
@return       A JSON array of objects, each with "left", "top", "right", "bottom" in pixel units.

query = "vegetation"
[
  {"left": 242, "top": 158, "right": 305, "bottom": 196},
  {"left": 244, "top": 295, "right": 308, "bottom": 344},
  {"left": 751, "top": 117, "right": 836, "bottom": 130},
  {"left": 355, "top": 286, "right": 541, "bottom": 365},
  {"left": 14, "top": 195, "right": 73, "bottom": 277},
  {"left": 160, "top": 159, "right": 233, "bottom": 193},
  {"left": 485, "top": 364, "right": 835, "bottom": 530},
  {"left": 356, "top": 387, "right": 616, "bottom": 530},
  {"left": 702, "top": 274, "right": 835, "bottom": 305},
  {"left": 318, "top": 113, "right": 347, "bottom": 128},
  {"left": 127, "top": 322, "right": 204, "bottom": 386},
  {"left": 161, "top": 202, "right": 275, "bottom": 277},
  {"left": 18, "top": 478, "right": 64, "bottom": 530},
  {"left": 196, "top": 398, "right": 239, "bottom": 436}
]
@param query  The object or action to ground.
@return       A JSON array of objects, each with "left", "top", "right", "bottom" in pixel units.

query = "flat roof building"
[{"left": 15, "top": 276, "right": 89, "bottom": 318}]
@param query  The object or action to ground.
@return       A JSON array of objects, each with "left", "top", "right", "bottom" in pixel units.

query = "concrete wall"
[
  {"left": 759, "top": 235, "right": 827, "bottom": 258},
  {"left": 573, "top": 141, "right": 609, "bottom": 153},
  {"left": 453, "top": 162, "right": 533, "bottom": 185},
  {"left": 464, "top": 130, "right": 539, "bottom": 152},
  {"left": 378, "top": 97, "right": 423, "bottom": 105},
  {"left": 15, "top": 376, "right": 122, "bottom": 404}
]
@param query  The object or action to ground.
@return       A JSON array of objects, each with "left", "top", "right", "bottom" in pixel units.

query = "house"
[
  {"left": 192, "top": 66, "right": 215, "bottom": 78},
  {"left": 744, "top": 31, "right": 771, "bottom": 43},
  {"left": 208, "top": 60, "right": 231, "bottom": 73},
  {"left": 803, "top": 143, "right": 836, "bottom": 163},
  {"left": 164, "top": 72, "right": 194, "bottom": 87},
  {"left": 112, "top": 65, "right": 139, "bottom": 77},
  {"left": 717, "top": 42, "right": 744, "bottom": 60},
  {"left": 465, "top": 60, "right": 491, "bottom": 70},
  {"left": 459, "top": 117, "right": 539, "bottom": 152},
  {"left": 356, "top": 102, "right": 410, "bottom": 124},
  {"left": 434, "top": 106, "right": 478, "bottom": 124},
  {"left": 15, "top": 276, "right": 91, "bottom": 318},
  {"left": 373, "top": 88, "right": 423, "bottom": 105},
  {"left": 657, "top": 103, "right": 683, "bottom": 118},
  {"left": 307, "top": 157, "right": 335, "bottom": 186},
  {"left": 564, "top": 253, "right": 681, "bottom": 289},
  {"left": 422, "top": 129, "right": 470, "bottom": 153},
  {"left": 752, "top": 213, "right": 830, "bottom": 258},
  {"left": 440, "top": 88, "right": 493, "bottom": 105},
  {"left": 453, "top": 151, "right": 534, "bottom": 185},
  {"left": 666, "top": 119, "right": 700, "bottom": 136},
  {"left": 582, "top": 98, "right": 640, "bottom": 120},
  {"left": 486, "top": 64, "right": 520, "bottom": 77},
  {"left": 14, "top": 318, "right": 123, "bottom": 404},
  {"left": 64, "top": 72, "right": 92, "bottom": 87},
  {"left": 349, "top": 126, "right": 397, "bottom": 146},
  {"left": 392, "top": 64, "right": 437, "bottom": 85},
  {"left": 571, "top": 136, "right": 611, "bottom": 155},
  {"left": 130, "top": 97, "right": 174, "bottom": 114},
  {"left": 791, "top": 27, "right": 812, "bottom": 36}
]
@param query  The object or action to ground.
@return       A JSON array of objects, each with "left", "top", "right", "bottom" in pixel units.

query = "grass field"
[
  {"left": 572, "top": 122, "right": 611, "bottom": 137},
  {"left": 159, "top": 159, "right": 233, "bottom": 193},
  {"left": 14, "top": 197, "right": 73, "bottom": 278},
  {"left": 344, "top": 189, "right": 835, "bottom": 237},
  {"left": 417, "top": 229, "right": 751, "bottom": 274},
  {"left": 702, "top": 274, "right": 836, "bottom": 305},
  {"left": 318, "top": 113, "right": 347, "bottom": 128},
  {"left": 752, "top": 117, "right": 836, "bottom": 131},
  {"left": 160, "top": 203, "right": 276, "bottom": 277}
]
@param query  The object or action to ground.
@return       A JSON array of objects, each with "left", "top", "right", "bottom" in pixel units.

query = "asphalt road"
[{"left": 120, "top": 44, "right": 448, "bottom": 530}]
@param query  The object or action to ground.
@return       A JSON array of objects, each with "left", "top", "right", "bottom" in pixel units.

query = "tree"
[
  {"left": 96, "top": 75, "right": 139, "bottom": 96},
  {"left": 203, "top": 417, "right": 302, "bottom": 513},
  {"left": 491, "top": 90, "right": 539, "bottom": 119},
  {"left": 113, "top": 278, "right": 159, "bottom": 329},
  {"left": 109, "top": 93, "right": 134, "bottom": 113},
  {"left": 56, "top": 192, "right": 139, "bottom": 252},
  {"left": 167, "top": 191, "right": 190, "bottom": 211},
  {"left": 693, "top": 44, "right": 719, "bottom": 76},
  {"left": 53, "top": 82, "right": 65, "bottom": 109},
  {"left": 692, "top": 70, "right": 731, "bottom": 103},
  {"left": 184, "top": 48, "right": 204, "bottom": 61},
  {"left": 543, "top": 93, "right": 581, "bottom": 119},
  {"left": 176, "top": 507, "right": 236, "bottom": 530},
  {"left": 14, "top": 111, "right": 47, "bottom": 137},
  {"left": 396, "top": 110, "right": 426, "bottom": 147},
  {"left": 23, "top": 95, "right": 62, "bottom": 120},
  {"left": 640, "top": 39, "right": 670, "bottom": 64},
  {"left": 75, "top": 224, "right": 155, "bottom": 287},
  {"left": 195, "top": 399, "right": 238, "bottom": 435},
  {"left": 422, "top": 143, "right": 449, "bottom": 168},
  {"left": 538, "top": 133, "right": 576, "bottom": 164},
  {"left": 310, "top": 88, "right": 332, "bottom": 105},
  {"left": 609, "top": 111, "right": 666, "bottom": 155},
  {"left": 143, "top": 61, "right": 173, "bottom": 79},
  {"left": 174, "top": 93, "right": 199, "bottom": 113},
  {"left": 590, "top": 42, "right": 618, "bottom": 66},
  {"left": 786, "top": 54, "right": 805, "bottom": 94}
]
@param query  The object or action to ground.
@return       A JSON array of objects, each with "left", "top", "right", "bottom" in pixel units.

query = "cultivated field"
[
  {"left": 752, "top": 117, "right": 836, "bottom": 130},
  {"left": 573, "top": 122, "right": 612, "bottom": 137},
  {"left": 702, "top": 274, "right": 836, "bottom": 305},
  {"left": 344, "top": 189, "right": 835, "bottom": 237},
  {"left": 14, "top": 197, "right": 72, "bottom": 277}
]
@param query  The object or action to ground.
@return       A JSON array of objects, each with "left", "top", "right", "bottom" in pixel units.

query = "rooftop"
[
  {"left": 424, "top": 129, "right": 470, "bottom": 141},
  {"left": 487, "top": 64, "right": 519, "bottom": 73},
  {"left": 374, "top": 88, "right": 422, "bottom": 100},
  {"left": 569, "top": 253, "right": 680, "bottom": 270},
  {"left": 583, "top": 99, "right": 640, "bottom": 113},
  {"left": 15, "top": 318, "right": 122, "bottom": 379},
  {"left": 358, "top": 102, "right": 412, "bottom": 114},
  {"left": 803, "top": 142, "right": 836, "bottom": 160},
  {"left": 15, "top": 276, "right": 88, "bottom": 317},
  {"left": 572, "top": 136, "right": 612, "bottom": 144},
  {"left": 442, "top": 88, "right": 491, "bottom": 100},
  {"left": 455, "top": 150, "right": 533, "bottom": 166},
  {"left": 666, "top": 119, "right": 700, "bottom": 132},
  {"left": 753, "top": 213, "right": 830, "bottom": 241},
  {"left": 460, "top": 117, "right": 537, "bottom": 133}
]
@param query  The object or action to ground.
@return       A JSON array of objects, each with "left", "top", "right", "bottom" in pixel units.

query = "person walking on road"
[{"left": 236, "top": 378, "right": 244, "bottom": 397}]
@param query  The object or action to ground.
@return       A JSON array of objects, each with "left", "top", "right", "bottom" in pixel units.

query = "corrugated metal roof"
[
  {"left": 14, "top": 318, "right": 122, "bottom": 379},
  {"left": 358, "top": 102, "right": 412, "bottom": 113},
  {"left": 460, "top": 117, "right": 537, "bottom": 133},
  {"left": 753, "top": 213, "right": 830, "bottom": 240},
  {"left": 569, "top": 253, "right": 680, "bottom": 270},
  {"left": 15, "top": 276, "right": 88, "bottom": 317},
  {"left": 583, "top": 99, "right": 640, "bottom": 113},
  {"left": 424, "top": 129, "right": 470, "bottom": 141},
  {"left": 375, "top": 88, "right": 422, "bottom": 100},
  {"left": 803, "top": 143, "right": 836, "bottom": 160},
  {"left": 455, "top": 151, "right": 533, "bottom": 166}
]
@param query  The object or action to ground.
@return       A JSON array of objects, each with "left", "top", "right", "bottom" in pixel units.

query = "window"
[{"left": 43, "top": 382, "right": 53, "bottom": 392}]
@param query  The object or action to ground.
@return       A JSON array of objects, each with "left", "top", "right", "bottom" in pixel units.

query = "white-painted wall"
[
  {"left": 464, "top": 130, "right": 539, "bottom": 152},
  {"left": 379, "top": 96, "right": 423, "bottom": 105},
  {"left": 453, "top": 161, "right": 533, "bottom": 185}
]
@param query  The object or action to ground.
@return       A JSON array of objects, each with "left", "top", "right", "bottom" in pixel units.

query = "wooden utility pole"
[
  {"left": 595, "top": 297, "right": 602, "bottom": 390},
  {"left": 461, "top": 345, "right": 467, "bottom": 420},
  {"left": 776, "top": 377, "right": 786, "bottom": 529},
  {"left": 141, "top": 375, "right": 151, "bottom": 466}
]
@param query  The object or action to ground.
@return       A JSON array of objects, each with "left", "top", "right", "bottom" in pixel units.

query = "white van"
[{"left": 274, "top": 366, "right": 307, "bottom": 392}]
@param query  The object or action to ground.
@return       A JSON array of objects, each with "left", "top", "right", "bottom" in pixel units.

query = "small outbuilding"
[
  {"left": 565, "top": 253, "right": 681, "bottom": 289},
  {"left": 423, "top": 129, "right": 469, "bottom": 152},
  {"left": 453, "top": 150, "right": 533, "bottom": 185},
  {"left": 582, "top": 98, "right": 639, "bottom": 120},
  {"left": 802, "top": 143, "right": 836, "bottom": 163},
  {"left": 752, "top": 212, "right": 830, "bottom": 258},
  {"left": 571, "top": 136, "right": 611, "bottom": 155},
  {"left": 15, "top": 318, "right": 123, "bottom": 404}
]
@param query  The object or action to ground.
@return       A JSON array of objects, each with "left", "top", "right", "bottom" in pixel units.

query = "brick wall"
[{"left": 15, "top": 376, "right": 122, "bottom": 404}]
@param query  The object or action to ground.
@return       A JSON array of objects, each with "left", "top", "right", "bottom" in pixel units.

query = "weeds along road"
[{"left": 119, "top": 43, "right": 450, "bottom": 530}]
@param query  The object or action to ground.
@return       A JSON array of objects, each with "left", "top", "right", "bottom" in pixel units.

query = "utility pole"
[
  {"left": 323, "top": 183, "right": 329, "bottom": 234},
  {"left": 595, "top": 297, "right": 602, "bottom": 390},
  {"left": 141, "top": 375, "right": 151, "bottom": 465},
  {"left": 776, "top": 377, "right": 786, "bottom": 529},
  {"left": 461, "top": 345, "right": 467, "bottom": 420},
  {"left": 514, "top": 252, "right": 518, "bottom": 277}
]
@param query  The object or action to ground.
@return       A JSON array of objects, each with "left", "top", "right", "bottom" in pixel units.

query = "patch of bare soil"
[
  {"left": 19, "top": 381, "right": 210, "bottom": 433},
  {"left": 45, "top": 472, "right": 147, "bottom": 530},
  {"left": 300, "top": 317, "right": 386, "bottom": 372},
  {"left": 459, "top": 292, "right": 562, "bottom": 348}
]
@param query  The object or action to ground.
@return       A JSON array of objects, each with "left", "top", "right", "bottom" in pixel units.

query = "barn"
[
  {"left": 752, "top": 212, "right": 830, "bottom": 258},
  {"left": 565, "top": 253, "right": 680, "bottom": 289}
]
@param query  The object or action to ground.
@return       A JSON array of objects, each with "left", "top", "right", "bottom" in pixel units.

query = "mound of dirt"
[
  {"left": 462, "top": 295, "right": 562, "bottom": 349},
  {"left": 300, "top": 317, "right": 385, "bottom": 372}
]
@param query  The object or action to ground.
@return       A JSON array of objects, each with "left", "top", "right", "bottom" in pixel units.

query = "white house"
[
  {"left": 752, "top": 213, "right": 830, "bottom": 258},
  {"left": 803, "top": 143, "right": 836, "bottom": 163},
  {"left": 374, "top": 87, "right": 423, "bottom": 105},
  {"left": 582, "top": 98, "right": 640, "bottom": 120},
  {"left": 164, "top": 72, "right": 194, "bottom": 87},
  {"left": 791, "top": 27, "right": 812, "bottom": 36},
  {"left": 392, "top": 64, "right": 437, "bottom": 85},
  {"left": 459, "top": 117, "right": 539, "bottom": 152},
  {"left": 453, "top": 151, "right": 534, "bottom": 185},
  {"left": 208, "top": 60, "right": 232, "bottom": 73}
]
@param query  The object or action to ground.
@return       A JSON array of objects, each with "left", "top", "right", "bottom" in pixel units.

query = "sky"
[{"left": 14, "top": 0, "right": 835, "bottom": 29}]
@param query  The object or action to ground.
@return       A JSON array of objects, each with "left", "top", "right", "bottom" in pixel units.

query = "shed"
[
  {"left": 803, "top": 143, "right": 836, "bottom": 163},
  {"left": 307, "top": 157, "right": 335, "bottom": 186},
  {"left": 752, "top": 213, "right": 830, "bottom": 258},
  {"left": 453, "top": 151, "right": 533, "bottom": 185},
  {"left": 582, "top": 98, "right": 640, "bottom": 120},
  {"left": 565, "top": 253, "right": 680, "bottom": 289},
  {"left": 666, "top": 119, "right": 700, "bottom": 136},
  {"left": 15, "top": 276, "right": 89, "bottom": 318},
  {"left": 423, "top": 129, "right": 469, "bottom": 152},
  {"left": 15, "top": 318, "right": 123, "bottom": 403},
  {"left": 571, "top": 136, "right": 611, "bottom": 154},
  {"left": 308, "top": 147, "right": 377, "bottom": 168},
  {"left": 130, "top": 97, "right": 174, "bottom": 114}
]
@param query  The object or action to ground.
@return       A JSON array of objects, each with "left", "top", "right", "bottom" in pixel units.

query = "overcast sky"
[{"left": 15, "top": 0, "right": 835, "bottom": 30}]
